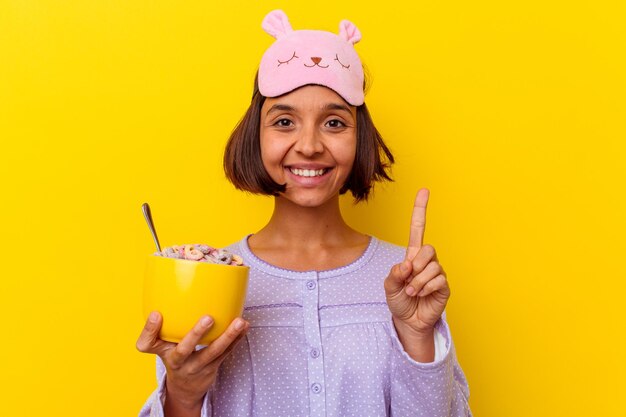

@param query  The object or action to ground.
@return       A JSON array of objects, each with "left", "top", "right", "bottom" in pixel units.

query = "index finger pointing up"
[{"left": 406, "top": 188, "right": 430, "bottom": 260}]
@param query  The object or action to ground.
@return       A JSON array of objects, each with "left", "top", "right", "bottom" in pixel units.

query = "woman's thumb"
[
  {"left": 136, "top": 311, "right": 163, "bottom": 354},
  {"left": 384, "top": 259, "right": 412, "bottom": 296}
]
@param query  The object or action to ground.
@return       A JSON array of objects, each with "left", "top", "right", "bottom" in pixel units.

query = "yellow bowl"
[{"left": 143, "top": 255, "right": 249, "bottom": 345}]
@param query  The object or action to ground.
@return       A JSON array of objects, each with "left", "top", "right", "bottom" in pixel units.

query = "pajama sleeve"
[
  {"left": 387, "top": 313, "right": 472, "bottom": 417},
  {"left": 138, "top": 355, "right": 213, "bottom": 417}
]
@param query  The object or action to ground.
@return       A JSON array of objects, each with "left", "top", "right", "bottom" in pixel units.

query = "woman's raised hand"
[
  {"left": 136, "top": 312, "right": 249, "bottom": 412},
  {"left": 384, "top": 188, "right": 450, "bottom": 337}
]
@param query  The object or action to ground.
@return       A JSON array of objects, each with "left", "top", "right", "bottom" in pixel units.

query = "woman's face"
[{"left": 259, "top": 85, "right": 357, "bottom": 208}]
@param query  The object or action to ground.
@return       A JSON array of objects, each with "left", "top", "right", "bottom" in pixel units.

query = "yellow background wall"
[{"left": 1, "top": 1, "right": 624, "bottom": 416}]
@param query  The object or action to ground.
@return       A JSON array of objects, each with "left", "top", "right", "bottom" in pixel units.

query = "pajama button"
[
  {"left": 306, "top": 280, "right": 316, "bottom": 290},
  {"left": 310, "top": 348, "right": 320, "bottom": 358},
  {"left": 311, "top": 383, "right": 322, "bottom": 394}
]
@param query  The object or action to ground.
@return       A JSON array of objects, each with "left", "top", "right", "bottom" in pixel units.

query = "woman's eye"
[
  {"left": 326, "top": 119, "right": 346, "bottom": 128},
  {"left": 275, "top": 119, "right": 293, "bottom": 127},
  {"left": 273, "top": 119, "right": 345, "bottom": 128}
]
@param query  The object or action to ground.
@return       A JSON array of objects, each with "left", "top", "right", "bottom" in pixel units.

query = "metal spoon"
[{"left": 142, "top": 203, "right": 162, "bottom": 252}]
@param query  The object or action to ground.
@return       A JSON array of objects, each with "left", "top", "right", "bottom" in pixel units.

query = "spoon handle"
[{"left": 142, "top": 203, "right": 162, "bottom": 252}]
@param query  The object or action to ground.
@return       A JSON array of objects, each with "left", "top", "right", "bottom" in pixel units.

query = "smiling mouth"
[{"left": 288, "top": 167, "right": 330, "bottom": 177}]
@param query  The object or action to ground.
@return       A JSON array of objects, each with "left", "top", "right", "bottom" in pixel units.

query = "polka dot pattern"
[{"left": 139, "top": 236, "right": 472, "bottom": 417}]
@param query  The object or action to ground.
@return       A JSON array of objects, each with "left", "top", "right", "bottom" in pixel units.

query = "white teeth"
[{"left": 289, "top": 168, "right": 327, "bottom": 177}]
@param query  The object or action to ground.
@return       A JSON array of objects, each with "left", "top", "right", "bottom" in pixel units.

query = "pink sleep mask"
[{"left": 258, "top": 10, "right": 365, "bottom": 106}]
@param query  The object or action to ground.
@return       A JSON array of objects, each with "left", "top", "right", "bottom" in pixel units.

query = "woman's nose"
[{"left": 293, "top": 127, "right": 324, "bottom": 156}]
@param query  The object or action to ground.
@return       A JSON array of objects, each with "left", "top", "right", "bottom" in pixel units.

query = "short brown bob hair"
[{"left": 223, "top": 70, "right": 394, "bottom": 202}]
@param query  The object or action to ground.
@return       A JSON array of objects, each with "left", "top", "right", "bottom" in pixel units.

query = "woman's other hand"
[
  {"left": 384, "top": 189, "right": 450, "bottom": 360},
  {"left": 136, "top": 312, "right": 249, "bottom": 414}
]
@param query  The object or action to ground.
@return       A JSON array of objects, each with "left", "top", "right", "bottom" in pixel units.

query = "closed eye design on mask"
[
  {"left": 334, "top": 54, "right": 350, "bottom": 69},
  {"left": 277, "top": 51, "right": 299, "bottom": 66}
]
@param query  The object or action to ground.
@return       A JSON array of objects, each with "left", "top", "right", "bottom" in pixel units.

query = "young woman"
[{"left": 138, "top": 10, "right": 471, "bottom": 417}]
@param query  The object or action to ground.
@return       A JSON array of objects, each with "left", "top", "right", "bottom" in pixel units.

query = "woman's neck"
[
  {"left": 247, "top": 195, "right": 371, "bottom": 271},
  {"left": 251, "top": 195, "right": 360, "bottom": 248}
]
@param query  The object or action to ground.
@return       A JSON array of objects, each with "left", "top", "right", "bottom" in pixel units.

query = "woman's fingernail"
[
  {"left": 201, "top": 316, "right": 213, "bottom": 327},
  {"left": 149, "top": 312, "right": 159, "bottom": 322},
  {"left": 235, "top": 319, "right": 245, "bottom": 331},
  {"left": 406, "top": 286, "right": 416, "bottom": 296}
]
